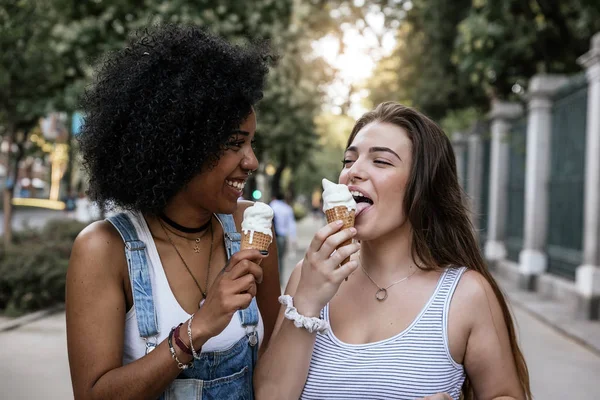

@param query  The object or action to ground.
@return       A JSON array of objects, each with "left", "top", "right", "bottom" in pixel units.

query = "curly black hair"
[{"left": 78, "top": 24, "right": 272, "bottom": 214}]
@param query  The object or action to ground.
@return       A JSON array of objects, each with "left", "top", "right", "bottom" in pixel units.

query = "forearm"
[
  {"left": 254, "top": 319, "right": 318, "bottom": 400},
  {"left": 84, "top": 340, "right": 182, "bottom": 400},
  {"left": 75, "top": 327, "right": 211, "bottom": 400}
]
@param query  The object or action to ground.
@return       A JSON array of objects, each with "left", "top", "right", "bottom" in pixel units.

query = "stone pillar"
[
  {"left": 452, "top": 132, "right": 467, "bottom": 190},
  {"left": 576, "top": 32, "right": 600, "bottom": 319},
  {"left": 484, "top": 101, "right": 523, "bottom": 263},
  {"left": 518, "top": 75, "right": 568, "bottom": 290},
  {"left": 466, "top": 126, "right": 483, "bottom": 231}
]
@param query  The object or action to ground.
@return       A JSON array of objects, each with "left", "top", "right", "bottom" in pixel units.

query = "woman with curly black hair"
[{"left": 66, "top": 24, "right": 280, "bottom": 400}]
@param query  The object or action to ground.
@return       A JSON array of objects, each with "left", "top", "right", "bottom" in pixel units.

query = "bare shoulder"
[
  {"left": 452, "top": 269, "right": 507, "bottom": 329},
  {"left": 68, "top": 220, "right": 126, "bottom": 281}
]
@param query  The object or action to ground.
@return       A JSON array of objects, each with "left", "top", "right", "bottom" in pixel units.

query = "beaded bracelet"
[
  {"left": 168, "top": 327, "right": 194, "bottom": 370},
  {"left": 173, "top": 323, "right": 193, "bottom": 356},
  {"left": 187, "top": 314, "right": 202, "bottom": 359}
]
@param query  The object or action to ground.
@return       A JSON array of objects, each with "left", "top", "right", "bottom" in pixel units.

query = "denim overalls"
[{"left": 108, "top": 212, "right": 259, "bottom": 400}]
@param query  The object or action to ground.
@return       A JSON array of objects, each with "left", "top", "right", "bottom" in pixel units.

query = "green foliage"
[
  {"left": 440, "top": 107, "right": 480, "bottom": 136},
  {"left": 0, "top": 219, "right": 87, "bottom": 316},
  {"left": 454, "top": 0, "right": 600, "bottom": 99},
  {"left": 0, "top": 0, "right": 64, "bottom": 130},
  {"left": 366, "top": 0, "right": 600, "bottom": 121},
  {"left": 365, "top": 0, "right": 483, "bottom": 120},
  {"left": 3, "top": 0, "right": 340, "bottom": 195}
]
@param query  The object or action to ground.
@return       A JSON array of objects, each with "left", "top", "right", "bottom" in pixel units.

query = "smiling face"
[
  {"left": 339, "top": 121, "right": 413, "bottom": 241},
  {"left": 180, "top": 110, "right": 259, "bottom": 214}
]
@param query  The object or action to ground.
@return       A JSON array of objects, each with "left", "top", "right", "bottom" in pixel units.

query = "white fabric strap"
[{"left": 278, "top": 295, "right": 330, "bottom": 334}]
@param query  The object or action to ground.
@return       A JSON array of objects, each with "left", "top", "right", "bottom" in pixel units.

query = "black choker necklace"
[{"left": 159, "top": 213, "right": 212, "bottom": 234}]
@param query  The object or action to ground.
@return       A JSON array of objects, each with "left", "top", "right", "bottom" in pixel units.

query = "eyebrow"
[
  {"left": 231, "top": 129, "right": 250, "bottom": 136},
  {"left": 346, "top": 145, "right": 402, "bottom": 161}
]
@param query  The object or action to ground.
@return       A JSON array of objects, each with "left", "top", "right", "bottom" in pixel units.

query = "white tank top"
[
  {"left": 121, "top": 211, "right": 264, "bottom": 365},
  {"left": 301, "top": 267, "right": 467, "bottom": 400}
]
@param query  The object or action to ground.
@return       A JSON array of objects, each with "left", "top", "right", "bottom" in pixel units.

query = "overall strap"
[
  {"left": 216, "top": 213, "right": 260, "bottom": 342},
  {"left": 216, "top": 213, "right": 241, "bottom": 258},
  {"left": 107, "top": 213, "right": 159, "bottom": 339}
]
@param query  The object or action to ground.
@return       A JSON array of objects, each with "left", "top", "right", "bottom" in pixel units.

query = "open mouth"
[
  {"left": 350, "top": 189, "right": 373, "bottom": 217},
  {"left": 225, "top": 179, "right": 246, "bottom": 193}
]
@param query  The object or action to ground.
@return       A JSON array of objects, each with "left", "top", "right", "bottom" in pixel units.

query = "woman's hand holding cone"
[{"left": 293, "top": 220, "right": 360, "bottom": 317}]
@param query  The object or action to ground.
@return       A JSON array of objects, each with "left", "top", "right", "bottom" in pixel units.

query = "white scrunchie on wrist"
[{"left": 278, "top": 295, "right": 330, "bottom": 334}]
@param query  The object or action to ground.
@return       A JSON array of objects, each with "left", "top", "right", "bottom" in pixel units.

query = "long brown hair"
[{"left": 347, "top": 102, "right": 531, "bottom": 400}]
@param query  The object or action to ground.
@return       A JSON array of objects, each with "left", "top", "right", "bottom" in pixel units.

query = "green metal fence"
[
  {"left": 506, "top": 116, "right": 527, "bottom": 262},
  {"left": 478, "top": 126, "right": 491, "bottom": 245},
  {"left": 462, "top": 142, "right": 470, "bottom": 195},
  {"left": 547, "top": 74, "right": 588, "bottom": 280}
]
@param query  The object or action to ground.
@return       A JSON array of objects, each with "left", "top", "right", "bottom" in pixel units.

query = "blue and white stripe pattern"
[{"left": 301, "top": 267, "right": 467, "bottom": 400}]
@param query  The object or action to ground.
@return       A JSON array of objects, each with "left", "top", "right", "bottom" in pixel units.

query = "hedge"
[{"left": 0, "top": 219, "right": 88, "bottom": 316}]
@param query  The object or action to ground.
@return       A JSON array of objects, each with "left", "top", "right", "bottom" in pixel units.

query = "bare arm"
[
  {"left": 66, "top": 221, "right": 190, "bottom": 400},
  {"left": 459, "top": 271, "right": 526, "bottom": 400},
  {"left": 67, "top": 221, "right": 266, "bottom": 400},
  {"left": 253, "top": 221, "right": 360, "bottom": 400}
]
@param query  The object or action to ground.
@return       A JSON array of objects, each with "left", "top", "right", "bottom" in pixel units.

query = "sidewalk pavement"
[{"left": 1, "top": 216, "right": 598, "bottom": 399}]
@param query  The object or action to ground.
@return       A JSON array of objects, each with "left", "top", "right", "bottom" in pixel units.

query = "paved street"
[
  {"left": 0, "top": 216, "right": 599, "bottom": 399},
  {"left": 0, "top": 208, "right": 66, "bottom": 236}
]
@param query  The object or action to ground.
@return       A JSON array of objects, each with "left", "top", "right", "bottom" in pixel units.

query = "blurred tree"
[
  {"left": 47, "top": 0, "right": 335, "bottom": 200},
  {"left": 454, "top": 0, "right": 600, "bottom": 99},
  {"left": 293, "top": 112, "right": 356, "bottom": 196},
  {"left": 366, "top": 0, "right": 600, "bottom": 123},
  {"left": 364, "top": 0, "right": 481, "bottom": 121},
  {"left": 0, "top": 0, "right": 64, "bottom": 246}
]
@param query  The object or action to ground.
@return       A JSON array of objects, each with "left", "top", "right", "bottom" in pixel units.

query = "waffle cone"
[
  {"left": 241, "top": 230, "right": 272, "bottom": 251},
  {"left": 325, "top": 206, "right": 355, "bottom": 265}
]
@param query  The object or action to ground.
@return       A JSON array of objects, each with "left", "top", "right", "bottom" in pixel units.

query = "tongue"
[{"left": 356, "top": 202, "right": 371, "bottom": 216}]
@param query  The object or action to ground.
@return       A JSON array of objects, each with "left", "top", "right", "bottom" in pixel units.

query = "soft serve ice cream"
[
  {"left": 321, "top": 179, "right": 356, "bottom": 265},
  {"left": 241, "top": 202, "right": 274, "bottom": 250},
  {"left": 322, "top": 178, "right": 357, "bottom": 213}
]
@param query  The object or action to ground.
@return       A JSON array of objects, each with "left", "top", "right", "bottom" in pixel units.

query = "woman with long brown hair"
[{"left": 254, "top": 102, "right": 531, "bottom": 400}]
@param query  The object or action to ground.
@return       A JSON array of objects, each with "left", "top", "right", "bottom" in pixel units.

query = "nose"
[
  {"left": 342, "top": 158, "right": 366, "bottom": 184},
  {"left": 241, "top": 146, "right": 259, "bottom": 173}
]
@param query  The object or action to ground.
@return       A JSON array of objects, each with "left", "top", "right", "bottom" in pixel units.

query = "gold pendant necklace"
[
  {"left": 161, "top": 223, "right": 209, "bottom": 253},
  {"left": 159, "top": 218, "right": 214, "bottom": 302}
]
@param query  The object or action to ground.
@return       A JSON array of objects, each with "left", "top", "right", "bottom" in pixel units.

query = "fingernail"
[
  {"left": 336, "top": 220, "right": 344, "bottom": 226},
  {"left": 350, "top": 227, "right": 357, "bottom": 234},
  {"left": 259, "top": 250, "right": 269, "bottom": 256}
]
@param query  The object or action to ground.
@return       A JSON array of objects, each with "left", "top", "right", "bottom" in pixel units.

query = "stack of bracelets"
[{"left": 167, "top": 313, "right": 201, "bottom": 370}]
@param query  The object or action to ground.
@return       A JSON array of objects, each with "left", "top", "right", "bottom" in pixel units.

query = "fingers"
[
  {"left": 232, "top": 273, "right": 258, "bottom": 297},
  {"left": 308, "top": 220, "right": 345, "bottom": 254},
  {"left": 331, "top": 241, "right": 360, "bottom": 267},
  {"left": 224, "top": 249, "right": 267, "bottom": 273},
  {"left": 319, "top": 228, "right": 358, "bottom": 261},
  {"left": 227, "top": 258, "right": 263, "bottom": 283},
  {"left": 331, "top": 259, "right": 360, "bottom": 282},
  {"left": 232, "top": 293, "right": 253, "bottom": 311}
]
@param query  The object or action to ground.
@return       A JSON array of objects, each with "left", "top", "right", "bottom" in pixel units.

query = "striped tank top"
[{"left": 301, "top": 267, "right": 467, "bottom": 400}]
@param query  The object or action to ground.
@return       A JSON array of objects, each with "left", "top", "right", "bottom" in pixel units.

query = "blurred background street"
[{"left": 2, "top": 0, "right": 600, "bottom": 398}]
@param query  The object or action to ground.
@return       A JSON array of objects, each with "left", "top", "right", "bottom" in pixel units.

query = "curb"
[
  {"left": 0, "top": 304, "right": 65, "bottom": 333},
  {"left": 507, "top": 295, "right": 600, "bottom": 358}
]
